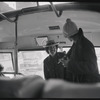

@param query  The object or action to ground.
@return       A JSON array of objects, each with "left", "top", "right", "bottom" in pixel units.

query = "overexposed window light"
[
  {"left": 39, "top": 2, "right": 68, "bottom": 5},
  {"left": 4, "top": 2, "right": 16, "bottom": 10}
]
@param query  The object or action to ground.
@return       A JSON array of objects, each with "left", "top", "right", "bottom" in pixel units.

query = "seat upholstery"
[
  {"left": 42, "top": 79, "right": 100, "bottom": 98},
  {"left": 0, "top": 75, "right": 45, "bottom": 98},
  {"left": 0, "top": 76, "right": 100, "bottom": 98}
]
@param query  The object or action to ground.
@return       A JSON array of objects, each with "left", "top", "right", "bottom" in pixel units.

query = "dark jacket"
[
  {"left": 43, "top": 52, "right": 65, "bottom": 80},
  {"left": 65, "top": 31, "right": 100, "bottom": 83}
]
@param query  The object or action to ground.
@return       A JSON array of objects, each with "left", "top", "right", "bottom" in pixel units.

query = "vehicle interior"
[{"left": 0, "top": 1, "right": 100, "bottom": 98}]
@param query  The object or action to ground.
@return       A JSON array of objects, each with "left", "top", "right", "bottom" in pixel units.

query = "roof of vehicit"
[{"left": 0, "top": 2, "right": 100, "bottom": 22}]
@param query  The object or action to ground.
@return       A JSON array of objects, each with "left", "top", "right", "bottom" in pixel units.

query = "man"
[
  {"left": 61, "top": 18, "right": 100, "bottom": 83},
  {"left": 43, "top": 40, "right": 65, "bottom": 80}
]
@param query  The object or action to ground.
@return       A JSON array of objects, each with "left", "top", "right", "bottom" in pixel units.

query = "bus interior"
[
  {"left": 0, "top": 2, "right": 100, "bottom": 79},
  {"left": 0, "top": 1, "right": 100, "bottom": 98}
]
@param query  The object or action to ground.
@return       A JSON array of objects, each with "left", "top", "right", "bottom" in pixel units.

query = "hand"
[{"left": 58, "top": 58, "right": 70, "bottom": 67}]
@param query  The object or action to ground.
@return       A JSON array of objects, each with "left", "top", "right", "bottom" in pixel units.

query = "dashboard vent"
[
  {"left": 49, "top": 25, "right": 60, "bottom": 30},
  {"left": 59, "top": 42, "right": 66, "bottom": 44}
]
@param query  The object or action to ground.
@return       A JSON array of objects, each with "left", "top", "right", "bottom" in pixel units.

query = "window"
[
  {"left": 0, "top": 52, "right": 14, "bottom": 78},
  {"left": 18, "top": 51, "right": 48, "bottom": 79},
  {"left": 0, "top": 53, "right": 14, "bottom": 72},
  {"left": 95, "top": 48, "right": 100, "bottom": 73},
  {"left": 0, "top": 47, "right": 99, "bottom": 79},
  {"left": 18, "top": 48, "right": 70, "bottom": 79}
]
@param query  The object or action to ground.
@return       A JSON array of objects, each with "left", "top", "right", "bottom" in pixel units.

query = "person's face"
[
  {"left": 68, "top": 35, "right": 78, "bottom": 43},
  {"left": 68, "top": 36, "right": 74, "bottom": 42},
  {"left": 63, "top": 32, "right": 74, "bottom": 42},
  {"left": 48, "top": 45, "right": 57, "bottom": 57}
]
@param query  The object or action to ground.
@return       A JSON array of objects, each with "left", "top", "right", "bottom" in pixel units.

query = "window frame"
[{"left": 0, "top": 49, "right": 16, "bottom": 77}]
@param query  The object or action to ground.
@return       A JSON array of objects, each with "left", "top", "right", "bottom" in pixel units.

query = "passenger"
[
  {"left": 43, "top": 40, "right": 65, "bottom": 80},
  {"left": 60, "top": 18, "right": 100, "bottom": 83}
]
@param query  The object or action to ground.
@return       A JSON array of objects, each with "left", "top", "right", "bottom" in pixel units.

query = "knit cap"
[{"left": 63, "top": 18, "right": 78, "bottom": 38}]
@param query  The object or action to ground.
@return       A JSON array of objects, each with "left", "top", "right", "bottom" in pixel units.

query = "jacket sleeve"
[
  {"left": 82, "top": 45, "right": 99, "bottom": 74},
  {"left": 66, "top": 44, "right": 74, "bottom": 59},
  {"left": 67, "top": 43, "right": 99, "bottom": 75},
  {"left": 43, "top": 60, "right": 50, "bottom": 80}
]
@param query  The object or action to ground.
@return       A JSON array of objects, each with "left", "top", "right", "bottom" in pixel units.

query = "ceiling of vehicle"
[
  {"left": 0, "top": 2, "right": 66, "bottom": 13},
  {"left": 0, "top": 2, "right": 100, "bottom": 49}
]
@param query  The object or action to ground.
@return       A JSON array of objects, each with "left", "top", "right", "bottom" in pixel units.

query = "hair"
[{"left": 45, "top": 45, "right": 58, "bottom": 54}]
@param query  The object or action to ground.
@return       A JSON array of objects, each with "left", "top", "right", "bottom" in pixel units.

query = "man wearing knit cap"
[{"left": 61, "top": 18, "right": 100, "bottom": 83}]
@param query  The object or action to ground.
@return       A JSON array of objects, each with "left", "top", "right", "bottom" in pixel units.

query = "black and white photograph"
[{"left": 0, "top": 1, "right": 100, "bottom": 98}]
